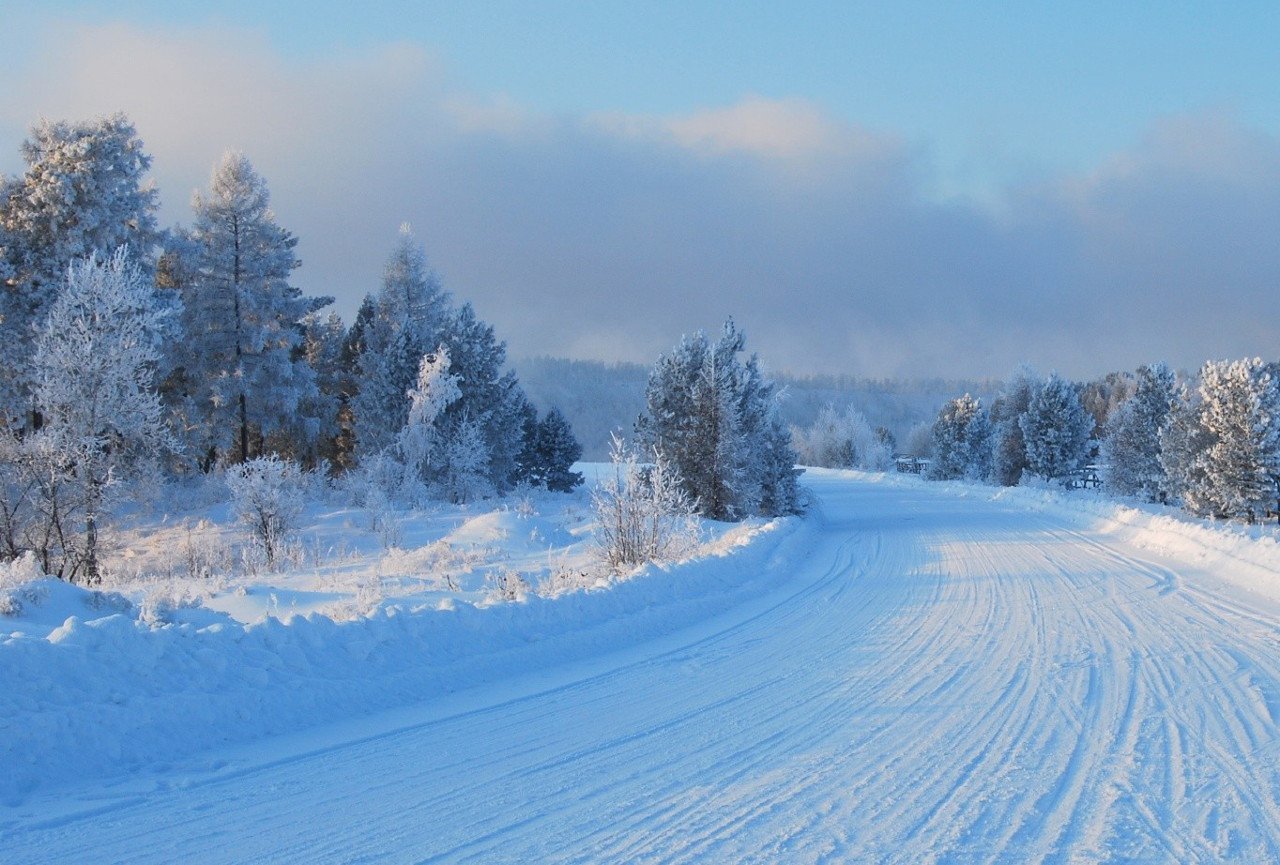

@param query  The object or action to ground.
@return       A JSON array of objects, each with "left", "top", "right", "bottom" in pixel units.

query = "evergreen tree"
[
  {"left": 351, "top": 230, "right": 452, "bottom": 461},
  {"left": 436, "top": 302, "right": 530, "bottom": 495},
  {"left": 1020, "top": 373, "right": 1093, "bottom": 482},
  {"left": 988, "top": 366, "right": 1040, "bottom": 486},
  {"left": 929, "top": 394, "right": 990, "bottom": 481},
  {"left": 531, "top": 407, "right": 585, "bottom": 492},
  {"left": 1159, "top": 383, "right": 1211, "bottom": 511},
  {"left": 638, "top": 320, "right": 800, "bottom": 520},
  {"left": 290, "top": 311, "right": 348, "bottom": 469},
  {"left": 1102, "top": 362, "right": 1176, "bottom": 501},
  {"left": 1189, "top": 358, "right": 1280, "bottom": 521},
  {"left": 354, "top": 322, "right": 430, "bottom": 456},
  {"left": 177, "top": 152, "right": 329, "bottom": 464},
  {"left": 0, "top": 114, "right": 161, "bottom": 421}
]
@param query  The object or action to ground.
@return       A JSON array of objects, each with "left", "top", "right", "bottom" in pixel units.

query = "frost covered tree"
[
  {"left": 351, "top": 229, "right": 452, "bottom": 457},
  {"left": 437, "top": 302, "right": 531, "bottom": 494},
  {"left": 1159, "top": 383, "right": 1211, "bottom": 510},
  {"left": 1183, "top": 358, "right": 1280, "bottom": 521},
  {"left": 349, "top": 231, "right": 535, "bottom": 500},
  {"left": 929, "top": 394, "right": 991, "bottom": 481},
  {"left": 394, "top": 347, "right": 463, "bottom": 499},
  {"left": 637, "top": 321, "right": 800, "bottom": 520},
  {"left": 291, "top": 311, "right": 348, "bottom": 469},
  {"left": 1020, "top": 373, "right": 1093, "bottom": 483},
  {"left": 176, "top": 152, "right": 329, "bottom": 464},
  {"left": 28, "top": 249, "right": 171, "bottom": 582},
  {"left": 988, "top": 366, "right": 1040, "bottom": 485},
  {"left": 791, "top": 403, "right": 892, "bottom": 470},
  {"left": 0, "top": 114, "right": 161, "bottom": 420},
  {"left": 1101, "top": 362, "right": 1176, "bottom": 501}
]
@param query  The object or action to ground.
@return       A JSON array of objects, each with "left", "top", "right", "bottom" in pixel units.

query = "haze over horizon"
[{"left": 4, "top": 2, "right": 1280, "bottom": 380}]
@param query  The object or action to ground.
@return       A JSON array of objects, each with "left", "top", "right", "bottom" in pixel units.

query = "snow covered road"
[{"left": 9, "top": 471, "right": 1280, "bottom": 863}]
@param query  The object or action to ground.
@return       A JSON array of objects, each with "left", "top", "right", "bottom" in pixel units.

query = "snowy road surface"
[{"left": 8, "top": 472, "right": 1280, "bottom": 863}]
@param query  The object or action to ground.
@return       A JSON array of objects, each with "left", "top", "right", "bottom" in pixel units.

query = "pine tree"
[
  {"left": 638, "top": 320, "right": 799, "bottom": 520},
  {"left": 1190, "top": 358, "right": 1280, "bottom": 521},
  {"left": 531, "top": 408, "right": 584, "bottom": 492},
  {"left": 929, "top": 394, "right": 989, "bottom": 481},
  {"left": 988, "top": 366, "right": 1040, "bottom": 486},
  {"left": 1020, "top": 373, "right": 1093, "bottom": 483},
  {"left": 351, "top": 230, "right": 452, "bottom": 461},
  {"left": 1102, "top": 362, "right": 1176, "bottom": 501},
  {"left": 354, "top": 323, "right": 430, "bottom": 457},
  {"left": 178, "top": 152, "right": 329, "bottom": 464},
  {"left": 0, "top": 114, "right": 161, "bottom": 421},
  {"left": 1158, "top": 383, "right": 1211, "bottom": 509},
  {"left": 436, "top": 302, "right": 529, "bottom": 495},
  {"left": 30, "top": 248, "right": 171, "bottom": 582}
]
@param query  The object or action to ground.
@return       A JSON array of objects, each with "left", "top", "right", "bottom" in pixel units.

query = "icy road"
[{"left": 9, "top": 472, "right": 1280, "bottom": 863}]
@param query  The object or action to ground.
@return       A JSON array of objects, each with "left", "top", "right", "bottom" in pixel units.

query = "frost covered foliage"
[
  {"left": 791, "top": 404, "right": 892, "bottom": 470},
  {"left": 0, "top": 114, "right": 161, "bottom": 419},
  {"left": 1158, "top": 384, "right": 1212, "bottom": 508},
  {"left": 348, "top": 229, "right": 538, "bottom": 500},
  {"left": 1102, "top": 363, "right": 1176, "bottom": 501},
  {"left": 1, "top": 249, "right": 171, "bottom": 582},
  {"left": 593, "top": 436, "right": 700, "bottom": 571},
  {"left": 1173, "top": 359, "right": 1280, "bottom": 521},
  {"left": 988, "top": 366, "right": 1041, "bottom": 486},
  {"left": 169, "top": 152, "right": 330, "bottom": 466},
  {"left": 929, "top": 394, "right": 992, "bottom": 481},
  {"left": 1020, "top": 374, "right": 1093, "bottom": 483},
  {"left": 226, "top": 456, "right": 305, "bottom": 570},
  {"left": 638, "top": 321, "right": 801, "bottom": 521}
]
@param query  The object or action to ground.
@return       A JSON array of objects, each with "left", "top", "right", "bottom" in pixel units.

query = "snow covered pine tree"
[
  {"left": 1102, "top": 362, "right": 1176, "bottom": 501},
  {"left": 1019, "top": 373, "right": 1093, "bottom": 484},
  {"left": 637, "top": 320, "right": 800, "bottom": 520}
]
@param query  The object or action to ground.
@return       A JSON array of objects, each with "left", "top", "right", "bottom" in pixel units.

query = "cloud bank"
[{"left": 3, "top": 21, "right": 1279, "bottom": 380}]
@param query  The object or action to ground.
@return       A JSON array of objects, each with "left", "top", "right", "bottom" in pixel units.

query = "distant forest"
[{"left": 516, "top": 356, "right": 998, "bottom": 459}]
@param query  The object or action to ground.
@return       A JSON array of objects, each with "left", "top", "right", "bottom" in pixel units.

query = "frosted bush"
[
  {"left": 592, "top": 435, "right": 701, "bottom": 572},
  {"left": 226, "top": 456, "right": 305, "bottom": 570},
  {"left": 485, "top": 568, "right": 530, "bottom": 603}
]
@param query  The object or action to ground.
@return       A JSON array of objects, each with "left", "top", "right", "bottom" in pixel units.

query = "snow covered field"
[{"left": 8, "top": 469, "right": 1280, "bottom": 861}]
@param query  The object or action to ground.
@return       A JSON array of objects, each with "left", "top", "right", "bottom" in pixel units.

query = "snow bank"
[{"left": 0, "top": 516, "right": 811, "bottom": 804}]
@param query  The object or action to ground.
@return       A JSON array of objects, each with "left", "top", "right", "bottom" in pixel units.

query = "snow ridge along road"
[{"left": 7, "top": 469, "right": 1280, "bottom": 863}]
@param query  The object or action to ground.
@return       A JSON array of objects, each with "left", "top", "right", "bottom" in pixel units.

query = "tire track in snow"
[{"left": 8, "top": 473, "right": 1280, "bottom": 863}]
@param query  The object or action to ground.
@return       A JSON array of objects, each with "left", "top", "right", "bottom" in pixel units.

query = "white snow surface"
[{"left": 7, "top": 469, "right": 1280, "bottom": 861}]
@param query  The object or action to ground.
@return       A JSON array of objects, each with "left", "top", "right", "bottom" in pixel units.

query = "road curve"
[{"left": 7, "top": 471, "right": 1280, "bottom": 863}]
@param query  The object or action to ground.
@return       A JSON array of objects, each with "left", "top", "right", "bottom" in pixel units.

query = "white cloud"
[{"left": 4, "top": 21, "right": 1280, "bottom": 380}]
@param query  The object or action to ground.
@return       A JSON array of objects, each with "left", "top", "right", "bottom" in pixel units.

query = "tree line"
[
  {"left": 0, "top": 114, "right": 583, "bottom": 581},
  {"left": 911, "top": 360, "right": 1280, "bottom": 523}
]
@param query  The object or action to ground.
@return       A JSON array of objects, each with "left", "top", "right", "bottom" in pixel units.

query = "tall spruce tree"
[
  {"left": 1189, "top": 358, "right": 1280, "bottom": 521},
  {"left": 988, "top": 366, "right": 1040, "bottom": 486},
  {"left": 352, "top": 230, "right": 452, "bottom": 459},
  {"left": 1020, "top": 373, "right": 1093, "bottom": 482},
  {"left": 929, "top": 394, "right": 990, "bottom": 481},
  {"left": 1102, "top": 362, "right": 1176, "bottom": 501},
  {"left": 638, "top": 320, "right": 799, "bottom": 520},
  {"left": 177, "top": 152, "right": 329, "bottom": 464}
]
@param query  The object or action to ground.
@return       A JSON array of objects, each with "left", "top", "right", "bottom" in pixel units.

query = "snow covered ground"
[{"left": 7, "top": 469, "right": 1280, "bottom": 861}]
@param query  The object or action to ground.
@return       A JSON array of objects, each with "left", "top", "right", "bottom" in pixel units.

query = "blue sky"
[
  {"left": 4, "top": 3, "right": 1280, "bottom": 377},
  {"left": 12, "top": 1, "right": 1279, "bottom": 196}
]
